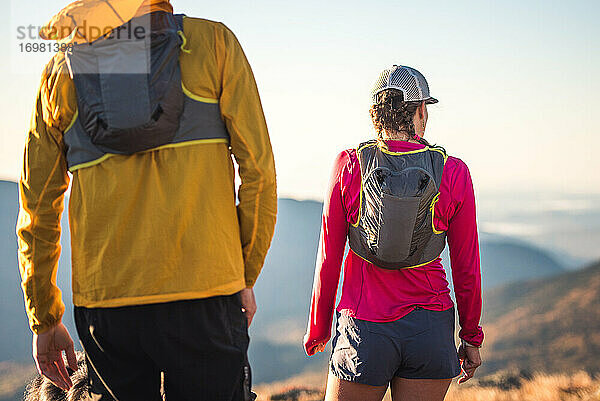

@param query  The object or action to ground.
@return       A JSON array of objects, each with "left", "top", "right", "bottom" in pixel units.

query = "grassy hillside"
[
  {"left": 255, "top": 370, "right": 600, "bottom": 401},
  {"left": 254, "top": 260, "right": 600, "bottom": 398},
  {"left": 480, "top": 260, "right": 600, "bottom": 375}
]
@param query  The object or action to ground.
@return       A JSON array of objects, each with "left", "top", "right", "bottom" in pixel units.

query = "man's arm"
[
  {"left": 218, "top": 25, "right": 277, "bottom": 288},
  {"left": 17, "top": 58, "right": 72, "bottom": 335},
  {"left": 17, "top": 55, "right": 78, "bottom": 389}
]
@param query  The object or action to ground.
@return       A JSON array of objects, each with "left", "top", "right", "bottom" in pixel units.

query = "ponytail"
[{"left": 370, "top": 89, "right": 431, "bottom": 147}]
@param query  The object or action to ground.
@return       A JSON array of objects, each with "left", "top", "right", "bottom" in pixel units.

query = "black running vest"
[{"left": 347, "top": 140, "right": 447, "bottom": 269}]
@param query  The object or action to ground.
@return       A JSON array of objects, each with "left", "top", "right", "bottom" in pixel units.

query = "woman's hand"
[
  {"left": 312, "top": 342, "right": 326, "bottom": 353},
  {"left": 303, "top": 334, "right": 328, "bottom": 356},
  {"left": 457, "top": 343, "right": 482, "bottom": 383}
]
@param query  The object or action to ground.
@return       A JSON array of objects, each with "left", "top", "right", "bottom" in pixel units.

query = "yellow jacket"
[{"left": 17, "top": 1, "right": 277, "bottom": 334}]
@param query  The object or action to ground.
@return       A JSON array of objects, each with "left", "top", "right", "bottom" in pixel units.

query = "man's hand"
[
  {"left": 240, "top": 288, "right": 257, "bottom": 328},
  {"left": 457, "top": 343, "right": 482, "bottom": 384},
  {"left": 33, "top": 322, "right": 78, "bottom": 390}
]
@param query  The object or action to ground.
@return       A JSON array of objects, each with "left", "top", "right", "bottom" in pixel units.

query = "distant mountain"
[
  {"left": 0, "top": 181, "right": 28, "bottom": 363},
  {"left": 480, "top": 260, "right": 600, "bottom": 375},
  {"left": 249, "top": 197, "right": 567, "bottom": 382},
  {"left": 253, "top": 199, "right": 322, "bottom": 322},
  {"left": 248, "top": 199, "right": 326, "bottom": 383},
  {"left": 251, "top": 198, "right": 567, "bottom": 336},
  {"left": 475, "top": 238, "right": 565, "bottom": 289},
  {"left": 0, "top": 180, "right": 570, "bottom": 385},
  {"left": 0, "top": 181, "right": 75, "bottom": 363},
  {"left": 0, "top": 361, "right": 34, "bottom": 401}
]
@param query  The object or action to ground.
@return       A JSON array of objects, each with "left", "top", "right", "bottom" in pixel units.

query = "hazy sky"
[{"left": 1, "top": 0, "right": 598, "bottom": 200}]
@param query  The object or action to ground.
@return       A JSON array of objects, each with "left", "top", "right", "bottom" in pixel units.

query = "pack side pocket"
[{"left": 376, "top": 194, "right": 420, "bottom": 262}]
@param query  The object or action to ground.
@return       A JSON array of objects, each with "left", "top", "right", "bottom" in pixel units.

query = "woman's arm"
[
  {"left": 303, "top": 151, "right": 351, "bottom": 356},
  {"left": 446, "top": 159, "right": 484, "bottom": 347}
]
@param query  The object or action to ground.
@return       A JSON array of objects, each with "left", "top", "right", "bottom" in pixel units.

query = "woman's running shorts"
[{"left": 330, "top": 307, "right": 461, "bottom": 386}]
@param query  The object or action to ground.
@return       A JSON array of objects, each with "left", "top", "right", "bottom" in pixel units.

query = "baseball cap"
[{"left": 371, "top": 65, "right": 438, "bottom": 105}]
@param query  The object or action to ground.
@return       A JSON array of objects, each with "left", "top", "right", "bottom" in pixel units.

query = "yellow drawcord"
[
  {"left": 177, "top": 31, "right": 191, "bottom": 54},
  {"left": 430, "top": 192, "right": 444, "bottom": 235}
]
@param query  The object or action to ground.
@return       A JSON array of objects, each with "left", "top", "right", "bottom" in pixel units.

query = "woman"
[{"left": 304, "top": 65, "right": 483, "bottom": 401}]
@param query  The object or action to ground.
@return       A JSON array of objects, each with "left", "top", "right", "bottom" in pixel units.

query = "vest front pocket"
[{"left": 376, "top": 194, "right": 420, "bottom": 262}]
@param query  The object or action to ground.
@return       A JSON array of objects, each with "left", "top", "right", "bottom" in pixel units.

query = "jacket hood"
[{"left": 39, "top": 0, "right": 173, "bottom": 43}]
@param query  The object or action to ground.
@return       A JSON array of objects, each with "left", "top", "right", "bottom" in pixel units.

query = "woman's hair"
[{"left": 369, "top": 89, "right": 431, "bottom": 146}]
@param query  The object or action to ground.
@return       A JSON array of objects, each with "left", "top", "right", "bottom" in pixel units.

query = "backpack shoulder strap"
[
  {"left": 357, "top": 139, "right": 377, "bottom": 153},
  {"left": 173, "top": 14, "right": 186, "bottom": 31},
  {"left": 429, "top": 144, "right": 447, "bottom": 156},
  {"left": 426, "top": 145, "right": 448, "bottom": 189}
]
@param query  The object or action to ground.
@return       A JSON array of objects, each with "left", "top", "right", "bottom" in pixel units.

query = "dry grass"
[
  {"left": 446, "top": 372, "right": 600, "bottom": 401},
  {"left": 254, "top": 369, "right": 326, "bottom": 401},
  {"left": 256, "top": 371, "right": 600, "bottom": 401}
]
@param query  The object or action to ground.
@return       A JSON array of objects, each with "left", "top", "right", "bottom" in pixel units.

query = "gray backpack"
[
  {"left": 65, "top": 12, "right": 185, "bottom": 154},
  {"left": 347, "top": 140, "right": 447, "bottom": 269}
]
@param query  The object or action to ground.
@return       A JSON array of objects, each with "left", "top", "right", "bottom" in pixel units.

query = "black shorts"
[
  {"left": 330, "top": 307, "right": 461, "bottom": 386},
  {"left": 74, "top": 293, "right": 252, "bottom": 401}
]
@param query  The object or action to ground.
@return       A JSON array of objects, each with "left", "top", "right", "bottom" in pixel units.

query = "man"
[{"left": 17, "top": 1, "right": 277, "bottom": 400}]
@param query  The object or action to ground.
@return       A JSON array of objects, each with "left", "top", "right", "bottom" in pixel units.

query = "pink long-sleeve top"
[{"left": 304, "top": 139, "right": 484, "bottom": 356}]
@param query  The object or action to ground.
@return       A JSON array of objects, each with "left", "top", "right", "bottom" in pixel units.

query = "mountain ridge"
[
  {"left": 0, "top": 180, "right": 576, "bottom": 384},
  {"left": 480, "top": 260, "right": 600, "bottom": 375}
]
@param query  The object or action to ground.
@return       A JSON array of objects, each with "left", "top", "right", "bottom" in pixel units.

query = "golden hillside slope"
[
  {"left": 256, "top": 370, "right": 600, "bottom": 401},
  {"left": 480, "top": 261, "right": 600, "bottom": 375},
  {"left": 256, "top": 261, "right": 600, "bottom": 400}
]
